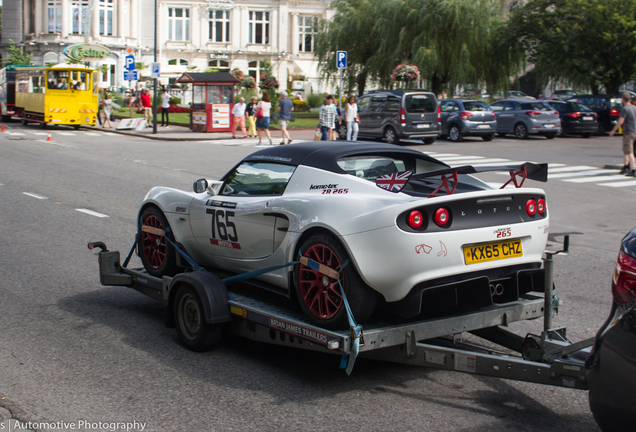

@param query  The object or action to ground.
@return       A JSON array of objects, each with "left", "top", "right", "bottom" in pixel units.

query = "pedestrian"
[
  {"left": 102, "top": 93, "right": 114, "bottom": 128},
  {"left": 610, "top": 92, "right": 636, "bottom": 176},
  {"left": 160, "top": 88, "right": 171, "bottom": 128},
  {"left": 246, "top": 96, "right": 258, "bottom": 138},
  {"left": 97, "top": 90, "right": 103, "bottom": 126},
  {"left": 256, "top": 93, "right": 273, "bottom": 145},
  {"left": 344, "top": 96, "right": 360, "bottom": 141},
  {"left": 232, "top": 97, "right": 248, "bottom": 139},
  {"left": 332, "top": 102, "right": 342, "bottom": 141},
  {"left": 317, "top": 96, "right": 336, "bottom": 141},
  {"left": 538, "top": 93, "right": 545, "bottom": 101},
  {"left": 140, "top": 88, "right": 152, "bottom": 127},
  {"left": 278, "top": 91, "right": 294, "bottom": 145}
]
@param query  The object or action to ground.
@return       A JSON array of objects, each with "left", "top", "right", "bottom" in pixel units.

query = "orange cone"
[
  {"left": 1, "top": 124, "right": 5, "bottom": 132},
  {"left": 46, "top": 131, "right": 52, "bottom": 141}
]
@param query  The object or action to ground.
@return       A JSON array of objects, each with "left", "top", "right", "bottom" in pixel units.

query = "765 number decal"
[{"left": 206, "top": 209, "right": 241, "bottom": 249}]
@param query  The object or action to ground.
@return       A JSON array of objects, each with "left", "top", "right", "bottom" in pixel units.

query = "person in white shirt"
[
  {"left": 160, "top": 88, "right": 171, "bottom": 128},
  {"left": 232, "top": 97, "right": 248, "bottom": 139},
  {"left": 344, "top": 96, "right": 360, "bottom": 141}
]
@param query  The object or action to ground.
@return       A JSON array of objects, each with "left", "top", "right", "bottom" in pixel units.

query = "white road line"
[
  {"left": 6, "top": 132, "right": 25, "bottom": 135},
  {"left": 448, "top": 158, "right": 511, "bottom": 165},
  {"left": 23, "top": 192, "right": 48, "bottom": 200},
  {"left": 564, "top": 175, "right": 628, "bottom": 183},
  {"left": 598, "top": 180, "right": 636, "bottom": 187},
  {"left": 435, "top": 155, "right": 486, "bottom": 161},
  {"left": 31, "top": 132, "right": 49, "bottom": 136},
  {"left": 470, "top": 161, "right": 524, "bottom": 167},
  {"left": 76, "top": 208, "right": 109, "bottom": 218},
  {"left": 548, "top": 163, "right": 566, "bottom": 168},
  {"left": 83, "top": 132, "right": 102, "bottom": 136},
  {"left": 547, "top": 165, "right": 595, "bottom": 173},
  {"left": 58, "top": 132, "right": 76, "bottom": 136},
  {"left": 548, "top": 169, "right": 618, "bottom": 179}
]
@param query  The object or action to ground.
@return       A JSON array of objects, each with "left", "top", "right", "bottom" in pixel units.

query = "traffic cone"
[
  {"left": 1, "top": 124, "right": 5, "bottom": 132},
  {"left": 46, "top": 131, "right": 52, "bottom": 141}
]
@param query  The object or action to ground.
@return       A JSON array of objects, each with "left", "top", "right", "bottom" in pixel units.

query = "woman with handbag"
[
  {"left": 246, "top": 96, "right": 258, "bottom": 138},
  {"left": 102, "top": 93, "right": 114, "bottom": 128},
  {"left": 344, "top": 96, "right": 360, "bottom": 141},
  {"left": 256, "top": 93, "right": 273, "bottom": 145}
]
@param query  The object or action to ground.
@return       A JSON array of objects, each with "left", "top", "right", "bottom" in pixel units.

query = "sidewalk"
[{"left": 88, "top": 121, "right": 317, "bottom": 142}]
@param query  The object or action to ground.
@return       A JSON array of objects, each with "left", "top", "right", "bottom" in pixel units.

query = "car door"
[
  {"left": 356, "top": 96, "right": 372, "bottom": 137},
  {"left": 366, "top": 95, "right": 387, "bottom": 137},
  {"left": 189, "top": 162, "right": 296, "bottom": 260},
  {"left": 439, "top": 100, "right": 455, "bottom": 134}
]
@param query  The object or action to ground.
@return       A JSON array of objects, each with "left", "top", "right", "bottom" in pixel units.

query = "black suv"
[
  {"left": 566, "top": 95, "right": 623, "bottom": 135},
  {"left": 354, "top": 90, "right": 440, "bottom": 144}
]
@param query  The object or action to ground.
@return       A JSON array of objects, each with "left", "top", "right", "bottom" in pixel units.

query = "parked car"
[
  {"left": 137, "top": 141, "right": 549, "bottom": 329},
  {"left": 546, "top": 100, "right": 598, "bottom": 138},
  {"left": 490, "top": 100, "right": 561, "bottom": 139},
  {"left": 439, "top": 99, "right": 496, "bottom": 142},
  {"left": 566, "top": 95, "right": 623, "bottom": 135},
  {"left": 586, "top": 227, "right": 636, "bottom": 432},
  {"left": 493, "top": 90, "right": 536, "bottom": 100},
  {"left": 550, "top": 89, "right": 583, "bottom": 100},
  {"left": 354, "top": 90, "right": 440, "bottom": 144}
]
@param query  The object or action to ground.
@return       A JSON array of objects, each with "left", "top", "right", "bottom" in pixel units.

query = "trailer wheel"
[
  {"left": 175, "top": 284, "right": 222, "bottom": 352},
  {"left": 139, "top": 207, "right": 178, "bottom": 277},
  {"left": 21, "top": 118, "right": 28, "bottom": 126},
  {"left": 295, "top": 233, "right": 377, "bottom": 329}
]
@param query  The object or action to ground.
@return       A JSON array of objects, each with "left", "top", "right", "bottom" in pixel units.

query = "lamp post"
[{"left": 152, "top": 0, "right": 158, "bottom": 134}]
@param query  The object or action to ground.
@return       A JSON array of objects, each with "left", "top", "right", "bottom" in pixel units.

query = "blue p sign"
[
  {"left": 337, "top": 51, "right": 347, "bottom": 69},
  {"left": 125, "top": 55, "right": 135, "bottom": 71}
]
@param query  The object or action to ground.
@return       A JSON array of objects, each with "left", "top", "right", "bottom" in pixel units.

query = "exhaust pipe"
[{"left": 490, "top": 283, "right": 505, "bottom": 296}]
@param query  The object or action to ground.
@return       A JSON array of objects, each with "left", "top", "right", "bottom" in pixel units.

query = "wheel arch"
[{"left": 166, "top": 272, "right": 231, "bottom": 328}]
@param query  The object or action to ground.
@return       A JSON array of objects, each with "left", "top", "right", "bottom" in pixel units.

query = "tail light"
[
  {"left": 537, "top": 198, "right": 546, "bottom": 215},
  {"left": 612, "top": 250, "right": 636, "bottom": 303},
  {"left": 459, "top": 112, "right": 473, "bottom": 121},
  {"left": 553, "top": 111, "right": 559, "bottom": 115},
  {"left": 594, "top": 112, "right": 598, "bottom": 118},
  {"left": 407, "top": 210, "right": 423, "bottom": 229},
  {"left": 610, "top": 109, "right": 620, "bottom": 117},
  {"left": 526, "top": 199, "right": 536, "bottom": 216},
  {"left": 437, "top": 107, "right": 441, "bottom": 122},
  {"left": 567, "top": 112, "right": 581, "bottom": 118},
  {"left": 434, "top": 207, "right": 451, "bottom": 227},
  {"left": 400, "top": 108, "right": 406, "bottom": 124},
  {"left": 526, "top": 110, "right": 542, "bottom": 116},
  {"left": 491, "top": 112, "right": 496, "bottom": 119}
]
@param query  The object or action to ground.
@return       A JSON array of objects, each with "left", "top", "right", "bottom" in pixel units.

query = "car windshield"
[
  {"left": 571, "top": 103, "right": 593, "bottom": 112},
  {"left": 404, "top": 94, "right": 435, "bottom": 113},
  {"left": 520, "top": 102, "right": 553, "bottom": 110},
  {"left": 337, "top": 154, "right": 445, "bottom": 182},
  {"left": 222, "top": 162, "right": 296, "bottom": 196},
  {"left": 463, "top": 101, "right": 490, "bottom": 111}
]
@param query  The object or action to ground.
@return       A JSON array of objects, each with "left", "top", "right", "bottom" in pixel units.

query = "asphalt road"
[{"left": 0, "top": 124, "right": 634, "bottom": 432}]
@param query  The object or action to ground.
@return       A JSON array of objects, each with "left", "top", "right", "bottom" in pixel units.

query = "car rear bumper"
[
  {"left": 462, "top": 121, "right": 497, "bottom": 135},
  {"left": 564, "top": 121, "right": 598, "bottom": 133}
]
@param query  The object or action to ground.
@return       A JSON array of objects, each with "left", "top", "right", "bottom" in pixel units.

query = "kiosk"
[{"left": 176, "top": 72, "right": 239, "bottom": 133}]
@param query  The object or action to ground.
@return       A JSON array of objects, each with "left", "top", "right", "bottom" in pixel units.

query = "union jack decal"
[{"left": 376, "top": 170, "right": 413, "bottom": 192}]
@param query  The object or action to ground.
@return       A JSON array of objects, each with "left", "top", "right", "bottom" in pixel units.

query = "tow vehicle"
[{"left": 88, "top": 232, "right": 595, "bottom": 386}]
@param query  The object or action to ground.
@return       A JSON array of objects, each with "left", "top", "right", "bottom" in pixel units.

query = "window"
[
  {"left": 356, "top": 96, "right": 370, "bottom": 112},
  {"left": 490, "top": 101, "right": 504, "bottom": 111},
  {"left": 168, "top": 59, "right": 189, "bottom": 66},
  {"left": 504, "top": 102, "right": 520, "bottom": 110},
  {"left": 404, "top": 94, "right": 435, "bottom": 113},
  {"left": 99, "top": 0, "right": 114, "bottom": 35},
  {"left": 462, "top": 101, "right": 490, "bottom": 111},
  {"left": 370, "top": 96, "right": 386, "bottom": 111},
  {"left": 71, "top": 0, "right": 90, "bottom": 35},
  {"left": 298, "top": 16, "right": 317, "bottom": 52},
  {"left": 208, "top": 60, "right": 229, "bottom": 72},
  {"left": 222, "top": 163, "right": 296, "bottom": 196},
  {"left": 248, "top": 61, "right": 261, "bottom": 86},
  {"left": 520, "top": 102, "right": 553, "bottom": 110},
  {"left": 209, "top": 10, "right": 230, "bottom": 42},
  {"left": 47, "top": 0, "right": 62, "bottom": 33},
  {"left": 168, "top": 8, "right": 190, "bottom": 41},
  {"left": 47, "top": 70, "right": 70, "bottom": 90},
  {"left": 248, "top": 11, "right": 270, "bottom": 44},
  {"left": 70, "top": 71, "right": 89, "bottom": 91},
  {"left": 440, "top": 101, "right": 455, "bottom": 113},
  {"left": 43, "top": 52, "right": 59, "bottom": 65},
  {"left": 337, "top": 155, "right": 445, "bottom": 182},
  {"left": 386, "top": 96, "right": 401, "bottom": 112}
]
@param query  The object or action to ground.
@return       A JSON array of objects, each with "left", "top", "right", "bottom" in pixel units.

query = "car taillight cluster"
[
  {"left": 491, "top": 112, "right": 496, "bottom": 119},
  {"left": 407, "top": 207, "right": 451, "bottom": 230},
  {"left": 400, "top": 107, "right": 406, "bottom": 124},
  {"left": 434, "top": 208, "right": 450, "bottom": 227},
  {"left": 612, "top": 250, "right": 636, "bottom": 303},
  {"left": 554, "top": 110, "right": 559, "bottom": 115},
  {"left": 437, "top": 107, "right": 441, "bottom": 123},
  {"left": 460, "top": 112, "right": 473, "bottom": 120},
  {"left": 526, "top": 110, "right": 542, "bottom": 116},
  {"left": 567, "top": 112, "right": 581, "bottom": 118},
  {"left": 610, "top": 109, "right": 620, "bottom": 117},
  {"left": 525, "top": 198, "right": 546, "bottom": 217}
]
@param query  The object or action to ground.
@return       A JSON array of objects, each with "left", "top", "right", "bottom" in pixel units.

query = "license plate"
[
  {"left": 417, "top": 123, "right": 430, "bottom": 129},
  {"left": 583, "top": 116, "right": 593, "bottom": 121},
  {"left": 544, "top": 124, "right": 555, "bottom": 128},
  {"left": 463, "top": 239, "right": 523, "bottom": 265},
  {"left": 477, "top": 124, "right": 491, "bottom": 129}
]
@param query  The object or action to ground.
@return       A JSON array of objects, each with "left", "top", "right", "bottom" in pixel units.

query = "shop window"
[{"left": 208, "top": 60, "right": 229, "bottom": 72}]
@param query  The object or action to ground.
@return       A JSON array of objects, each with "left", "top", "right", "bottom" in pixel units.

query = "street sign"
[
  {"left": 125, "top": 55, "right": 135, "bottom": 71},
  {"left": 123, "top": 70, "right": 139, "bottom": 81},
  {"left": 337, "top": 51, "right": 347, "bottom": 69},
  {"left": 151, "top": 62, "right": 161, "bottom": 79}
]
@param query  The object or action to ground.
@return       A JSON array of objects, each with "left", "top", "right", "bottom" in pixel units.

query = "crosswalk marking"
[
  {"left": 58, "top": 132, "right": 76, "bottom": 136},
  {"left": 448, "top": 158, "right": 510, "bottom": 166},
  {"left": 598, "top": 180, "right": 636, "bottom": 187},
  {"left": 564, "top": 175, "right": 628, "bottom": 183},
  {"left": 436, "top": 155, "right": 486, "bottom": 161},
  {"left": 548, "top": 169, "right": 617, "bottom": 179},
  {"left": 544, "top": 165, "right": 596, "bottom": 173}
]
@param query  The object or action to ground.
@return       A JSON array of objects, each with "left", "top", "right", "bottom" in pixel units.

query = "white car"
[{"left": 137, "top": 142, "right": 549, "bottom": 329}]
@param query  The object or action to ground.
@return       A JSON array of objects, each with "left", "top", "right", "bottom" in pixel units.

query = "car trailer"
[{"left": 87, "top": 234, "right": 593, "bottom": 389}]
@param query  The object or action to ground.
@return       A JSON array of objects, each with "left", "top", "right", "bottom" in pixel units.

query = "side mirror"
[{"left": 193, "top": 178, "right": 208, "bottom": 194}]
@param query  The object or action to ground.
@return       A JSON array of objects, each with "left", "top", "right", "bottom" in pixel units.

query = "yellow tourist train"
[{"left": 15, "top": 64, "right": 99, "bottom": 129}]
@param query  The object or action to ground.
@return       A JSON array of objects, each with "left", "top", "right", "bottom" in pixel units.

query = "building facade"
[{"left": 1, "top": 0, "right": 332, "bottom": 94}]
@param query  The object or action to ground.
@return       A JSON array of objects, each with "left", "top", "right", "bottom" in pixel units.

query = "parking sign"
[
  {"left": 337, "top": 51, "right": 347, "bottom": 69},
  {"left": 151, "top": 62, "right": 161, "bottom": 79},
  {"left": 125, "top": 55, "right": 135, "bottom": 71},
  {"left": 123, "top": 70, "right": 139, "bottom": 81}
]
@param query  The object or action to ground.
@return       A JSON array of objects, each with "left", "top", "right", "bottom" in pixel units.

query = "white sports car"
[{"left": 137, "top": 142, "right": 549, "bottom": 329}]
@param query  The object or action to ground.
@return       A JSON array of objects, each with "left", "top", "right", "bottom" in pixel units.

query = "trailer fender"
[{"left": 165, "top": 272, "right": 231, "bottom": 328}]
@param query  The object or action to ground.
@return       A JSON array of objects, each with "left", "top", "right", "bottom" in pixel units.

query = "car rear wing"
[{"left": 376, "top": 162, "right": 548, "bottom": 198}]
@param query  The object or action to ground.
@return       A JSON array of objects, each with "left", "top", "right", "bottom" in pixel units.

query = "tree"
[
  {"left": 508, "top": 0, "right": 636, "bottom": 94},
  {"left": 3, "top": 40, "right": 32, "bottom": 66}
]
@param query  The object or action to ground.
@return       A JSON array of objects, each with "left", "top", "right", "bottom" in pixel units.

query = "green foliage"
[
  {"left": 507, "top": 0, "right": 636, "bottom": 94},
  {"left": 135, "top": 62, "right": 148, "bottom": 70},
  {"left": 307, "top": 93, "right": 323, "bottom": 108},
  {"left": 260, "top": 58, "right": 273, "bottom": 76},
  {"left": 3, "top": 40, "right": 33, "bottom": 66},
  {"left": 238, "top": 88, "right": 258, "bottom": 101},
  {"left": 170, "top": 96, "right": 182, "bottom": 104},
  {"left": 99, "top": 64, "right": 110, "bottom": 74}
]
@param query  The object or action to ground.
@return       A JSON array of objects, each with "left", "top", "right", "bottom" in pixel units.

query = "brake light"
[
  {"left": 407, "top": 210, "right": 423, "bottom": 229},
  {"left": 610, "top": 109, "right": 620, "bottom": 117},
  {"left": 526, "top": 111, "right": 542, "bottom": 116},
  {"left": 567, "top": 112, "right": 581, "bottom": 118},
  {"left": 594, "top": 112, "right": 598, "bottom": 118},
  {"left": 554, "top": 111, "right": 559, "bottom": 115},
  {"left": 437, "top": 107, "right": 441, "bottom": 122},
  {"left": 491, "top": 112, "right": 496, "bottom": 119},
  {"left": 400, "top": 107, "right": 406, "bottom": 124},
  {"left": 526, "top": 199, "right": 536, "bottom": 216},
  {"left": 612, "top": 250, "right": 636, "bottom": 303},
  {"left": 537, "top": 198, "right": 546, "bottom": 215},
  {"left": 434, "top": 207, "right": 451, "bottom": 227},
  {"left": 459, "top": 112, "right": 473, "bottom": 120}
]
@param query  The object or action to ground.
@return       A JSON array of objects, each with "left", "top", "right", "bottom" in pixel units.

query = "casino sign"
[{"left": 63, "top": 44, "right": 112, "bottom": 62}]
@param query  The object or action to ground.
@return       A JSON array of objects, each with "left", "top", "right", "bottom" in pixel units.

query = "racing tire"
[
  {"left": 174, "top": 284, "right": 223, "bottom": 352},
  {"left": 139, "top": 207, "right": 178, "bottom": 277},
  {"left": 295, "top": 233, "right": 377, "bottom": 330},
  {"left": 421, "top": 137, "right": 436, "bottom": 144},
  {"left": 482, "top": 134, "right": 495, "bottom": 141},
  {"left": 383, "top": 127, "right": 399, "bottom": 145},
  {"left": 514, "top": 123, "right": 529, "bottom": 139},
  {"left": 449, "top": 125, "right": 463, "bottom": 142},
  {"left": 545, "top": 133, "right": 557, "bottom": 139},
  {"left": 581, "top": 133, "right": 592, "bottom": 138},
  {"left": 597, "top": 122, "right": 606, "bottom": 136}
]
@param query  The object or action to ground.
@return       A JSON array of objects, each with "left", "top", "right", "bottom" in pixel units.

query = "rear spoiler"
[{"left": 376, "top": 162, "right": 548, "bottom": 198}]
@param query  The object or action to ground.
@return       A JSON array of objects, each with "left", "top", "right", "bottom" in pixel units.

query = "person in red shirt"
[{"left": 140, "top": 88, "right": 152, "bottom": 126}]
